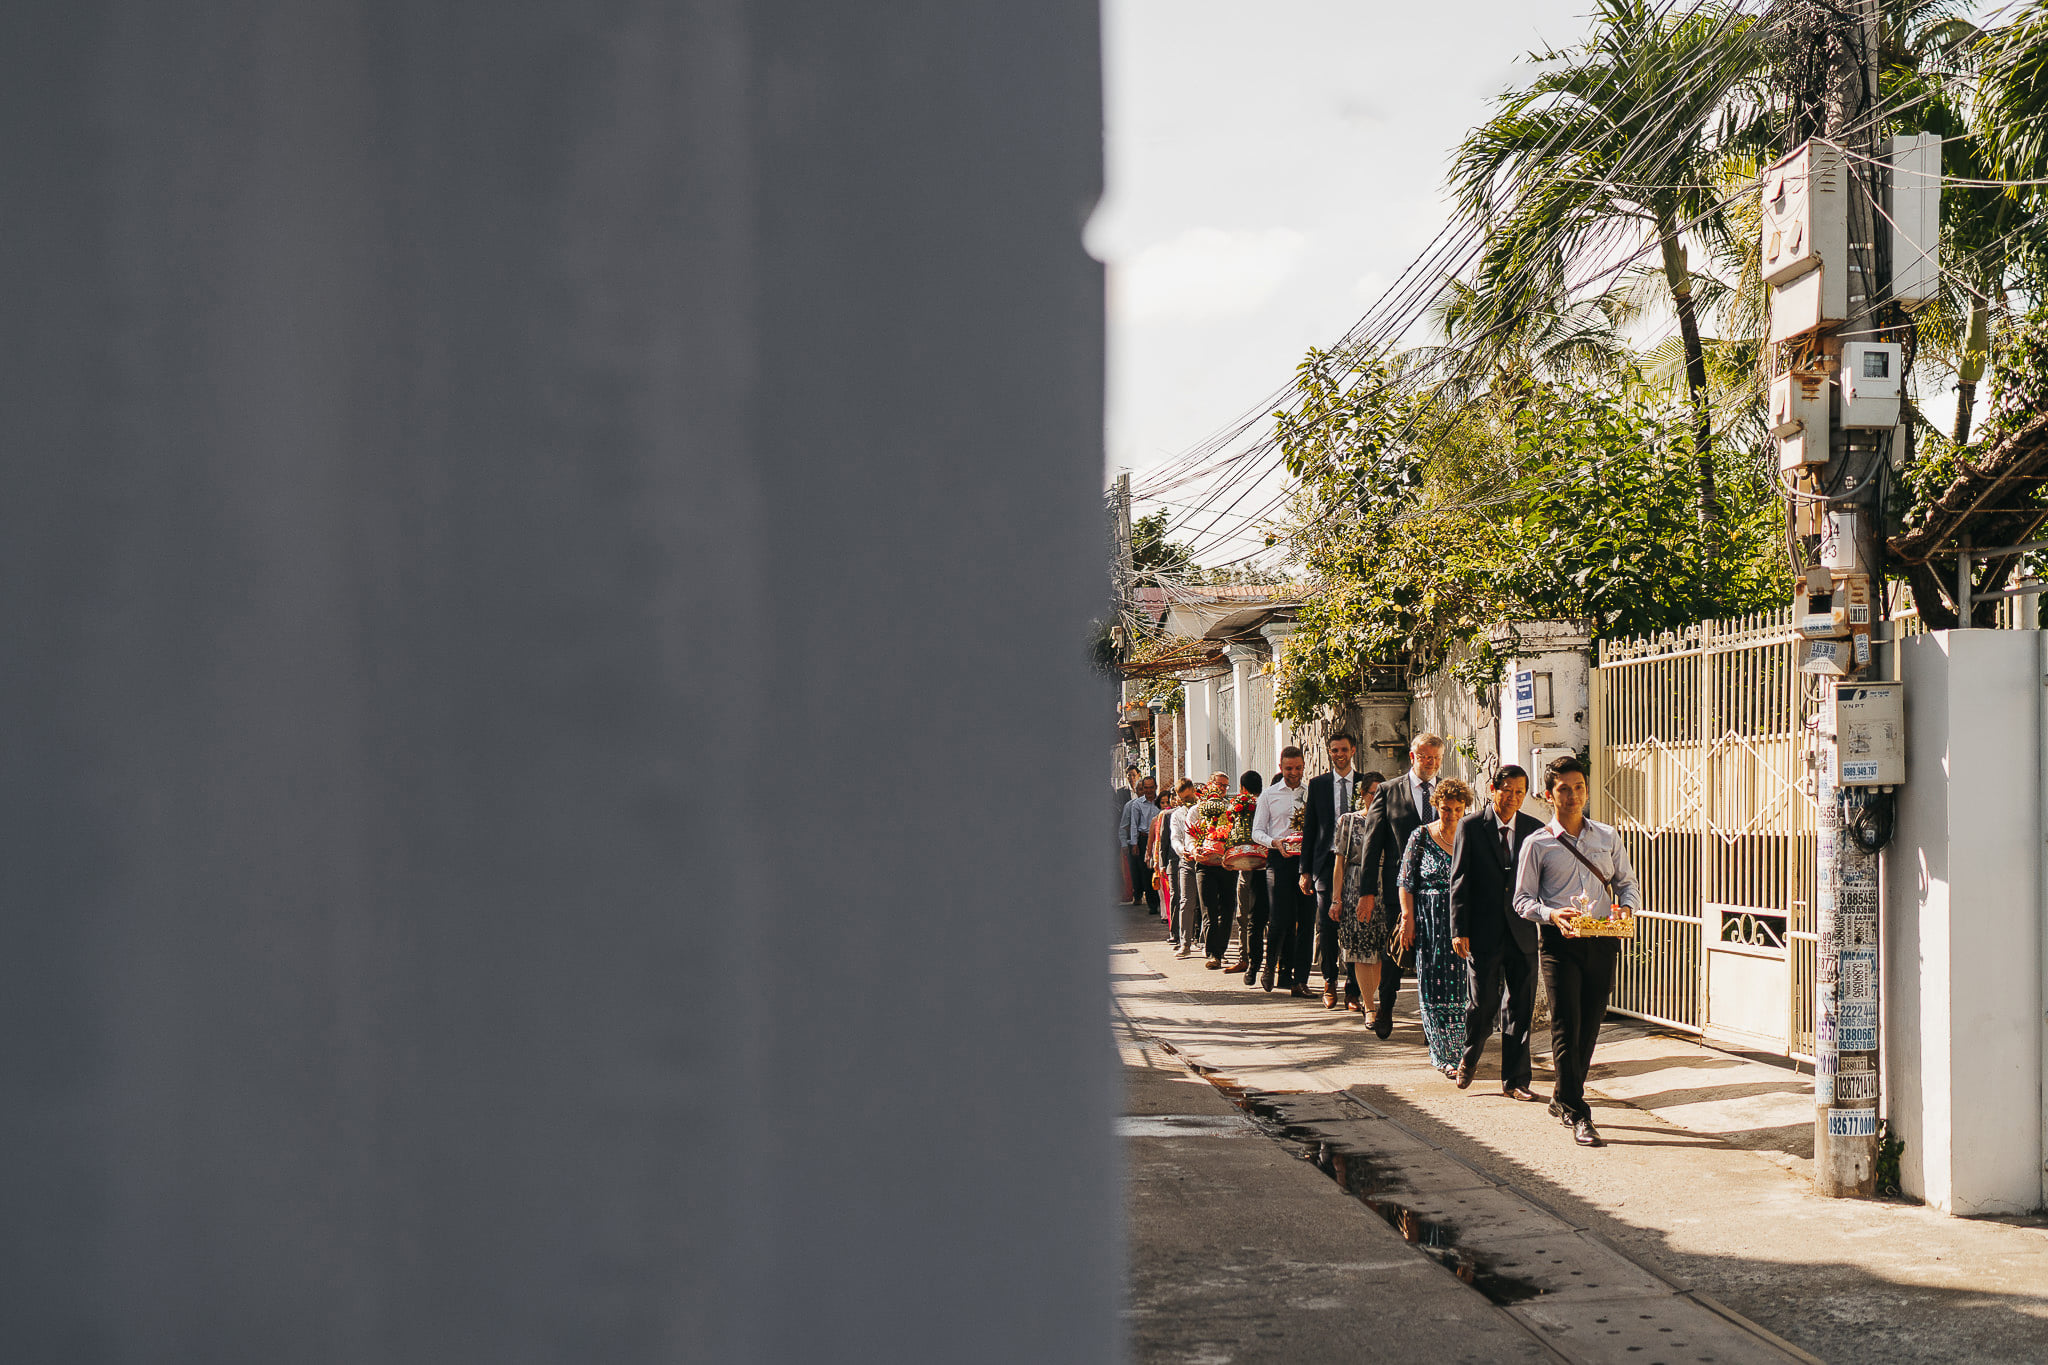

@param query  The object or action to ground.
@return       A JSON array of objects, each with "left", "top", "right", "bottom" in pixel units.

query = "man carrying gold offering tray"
[{"left": 1512, "top": 754, "right": 1639, "bottom": 1150}]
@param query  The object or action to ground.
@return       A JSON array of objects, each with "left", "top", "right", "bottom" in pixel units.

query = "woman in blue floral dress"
[{"left": 1399, "top": 778, "right": 1474, "bottom": 1075}]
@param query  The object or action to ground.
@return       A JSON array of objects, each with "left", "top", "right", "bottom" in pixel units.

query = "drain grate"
[{"left": 1512, "top": 1293, "right": 1804, "bottom": 1364}]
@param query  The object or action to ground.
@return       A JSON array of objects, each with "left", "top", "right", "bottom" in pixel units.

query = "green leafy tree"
[{"left": 1449, "top": 0, "right": 1763, "bottom": 526}]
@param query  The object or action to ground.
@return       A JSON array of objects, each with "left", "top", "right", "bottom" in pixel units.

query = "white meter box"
[
  {"left": 1762, "top": 141, "right": 1849, "bottom": 341},
  {"left": 1770, "top": 368, "right": 1830, "bottom": 469},
  {"left": 1761, "top": 141, "right": 1848, "bottom": 286},
  {"left": 1887, "top": 133, "right": 1941, "bottom": 310},
  {"left": 1841, "top": 342, "right": 1902, "bottom": 427},
  {"left": 1832, "top": 681, "right": 1904, "bottom": 786}
]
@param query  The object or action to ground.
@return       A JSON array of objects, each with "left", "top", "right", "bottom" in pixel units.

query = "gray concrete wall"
[{"left": 0, "top": 3, "right": 1114, "bottom": 1360}]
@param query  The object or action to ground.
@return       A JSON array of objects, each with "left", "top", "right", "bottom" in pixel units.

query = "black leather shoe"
[
  {"left": 1290, "top": 985, "right": 1310, "bottom": 998},
  {"left": 1574, "top": 1118, "right": 1604, "bottom": 1147},
  {"left": 1261, "top": 967, "right": 1276, "bottom": 992},
  {"left": 1243, "top": 965, "right": 1259, "bottom": 985},
  {"left": 1547, "top": 1099, "right": 1565, "bottom": 1121},
  {"left": 1370, "top": 1010, "right": 1392, "bottom": 1040}
]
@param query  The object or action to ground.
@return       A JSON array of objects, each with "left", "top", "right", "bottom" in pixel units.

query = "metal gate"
[{"left": 1589, "top": 611, "right": 1820, "bottom": 1060}]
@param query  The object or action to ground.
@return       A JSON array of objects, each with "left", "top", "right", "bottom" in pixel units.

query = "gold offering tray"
[{"left": 1573, "top": 914, "right": 1635, "bottom": 938}]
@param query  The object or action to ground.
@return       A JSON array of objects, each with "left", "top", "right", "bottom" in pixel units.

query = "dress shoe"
[
  {"left": 1242, "top": 965, "right": 1259, "bottom": 985},
  {"left": 1222, "top": 958, "right": 1246, "bottom": 974},
  {"left": 1345, "top": 997, "right": 1362, "bottom": 1013},
  {"left": 1455, "top": 1066, "right": 1475, "bottom": 1090},
  {"left": 1502, "top": 1087, "right": 1540, "bottom": 1102},
  {"left": 1573, "top": 1118, "right": 1605, "bottom": 1147},
  {"left": 1204, "top": 957, "right": 1222, "bottom": 970},
  {"left": 1290, "top": 985, "right": 1310, "bottom": 998},
  {"left": 1370, "top": 1010, "right": 1392, "bottom": 1041},
  {"left": 1322, "top": 988, "right": 1338, "bottom": 1009},
  {"left": 1547, "top": 1099, "right": 1565, "bottom": 1121},
  {"left": 1261, "top": 967, "right": 1276, "bottom": 992}
]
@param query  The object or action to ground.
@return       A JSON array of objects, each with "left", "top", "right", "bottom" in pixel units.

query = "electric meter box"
[
  {"left": 1841, "top": 342, "right": 1903, "bottom": 427},
  {"left": 1832, "top": 681, "right": 1904, "bottom": 786},
  {"left": 1888, "top": 132, "right": 1941, "bottom": 310},
  {"left": 1770, "top": 262, "right": 1849, "bottom": 342},
  {"left": 1761, "top": 141, "right": 1848, "bottom": 286},
  {"left": 1763, "top": 141, "right": 1849, "bottom": 341},
  {"left": 1770, "top": 368, "right": 1830, "bottom": 469}
]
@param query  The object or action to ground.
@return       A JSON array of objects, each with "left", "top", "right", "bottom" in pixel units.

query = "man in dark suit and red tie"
[{"left": 1449, "top": 765, "right": 1546, "bottom": 1099}]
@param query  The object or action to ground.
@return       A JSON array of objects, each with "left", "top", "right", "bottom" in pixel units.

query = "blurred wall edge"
[{"left": 0, "top": 2, "right": 1113, "bottom": 1360}]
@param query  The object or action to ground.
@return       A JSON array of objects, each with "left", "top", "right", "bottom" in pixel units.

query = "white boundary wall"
[{"left": 1889, "top": 630, "right": 2046, "bottom": 1213}]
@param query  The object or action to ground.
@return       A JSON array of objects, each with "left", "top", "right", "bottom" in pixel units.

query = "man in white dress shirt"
[
  {"left": 1167, "top": 778, "right": 1204, "bottom": 957},
  {"left": 1513, "top": 754, "right": 1640, "bottom": 1149},
  {"left": 1251, "top": 746, "right": 1309, "bottom": 993}
]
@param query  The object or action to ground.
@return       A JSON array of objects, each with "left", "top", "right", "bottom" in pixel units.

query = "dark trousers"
[
  {"left": 1459, "top": 938, "right": 1538, "bottom": 1090},
  {"left": 1237, "top": 864, "right": 1270, "bottom": 971},
  {"left": 1127, "top": 848, "right": 1158, "bottom": 910},
  {"left": 1160, "top": 853, "right": 1181, "bottom": 939},
  {"left": 1174, "top": 862, "right": 1203, "bottom": 948},
  {"left": 1265, "top": 856, "right": 1311, "bottom": 985},
  {"left": 1199, "top": 865, "right": 1238, "bottom": 960},
  {"left": 1540, "top": 934, "right": 1620, "bottom": 1122},
  {"left": 1312, "top": 878, "right": 1351, "bottom": 997},
  {"left": 1375, "top": 939, "right": 1405, "bottom": 1020}
]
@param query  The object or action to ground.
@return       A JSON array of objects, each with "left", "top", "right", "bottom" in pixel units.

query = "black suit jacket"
[
  {"left": 1361, "top": 774, "right": 1427, "bottom": 911},
  {"left": 1300, "top": 769, "right": 1363, "bottom": 884},
  {"left": 1448, "top": 807, "right": 1546, "bottom": 956}
]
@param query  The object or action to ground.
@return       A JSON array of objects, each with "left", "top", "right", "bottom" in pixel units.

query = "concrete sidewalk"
[
  {"left": 1121, "top": 1017, "right": 1555, "bottom": 1362},
  {"left": 1115, "top": 906, "right": 2048, "bottom": 1363}
]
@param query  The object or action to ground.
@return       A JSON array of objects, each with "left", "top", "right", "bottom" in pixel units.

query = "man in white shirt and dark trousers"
[
  {"left": 1167, "top": 779, "right": 1204, "bottom": 957},
  {"left": 1252, "top": 747, "right": 1309, "bottom": 994},
  {"left": 1514, "top": 754, "right": 1640, "bottom": 1148}
]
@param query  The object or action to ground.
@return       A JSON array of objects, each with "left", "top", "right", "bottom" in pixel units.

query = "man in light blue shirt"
[
  {"left": 1120, "top": 777, "right": 1161, "bottom": 913},
  {"left": 1514, "top": 754, "right": 1638, "bottom": 1148}
]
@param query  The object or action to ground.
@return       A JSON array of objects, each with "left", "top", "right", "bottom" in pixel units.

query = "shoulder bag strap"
[{"left": 1556, "top": 832, "right": 1613, "bottom": 894}]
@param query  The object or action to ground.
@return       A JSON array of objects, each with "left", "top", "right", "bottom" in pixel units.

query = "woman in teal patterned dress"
[{"left": 1398, "top": 778, "right": 1474, "bottom": 1075}]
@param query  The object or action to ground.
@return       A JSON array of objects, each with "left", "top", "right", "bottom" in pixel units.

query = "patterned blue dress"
[{"left": 1400, "top": 824, "right": 1469, "bottom": 1070}]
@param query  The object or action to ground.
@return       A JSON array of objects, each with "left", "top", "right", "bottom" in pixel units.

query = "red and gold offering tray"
[{"left": 1221, "top": 844, "right": 1267, "bottom": 871}]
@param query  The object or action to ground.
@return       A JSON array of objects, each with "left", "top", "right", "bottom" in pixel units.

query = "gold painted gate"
[{"left": 1589, "top": 611, "right": 1820, "bottom": 1060}]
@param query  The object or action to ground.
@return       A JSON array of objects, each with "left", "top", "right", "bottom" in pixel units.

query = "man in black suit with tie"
[
  {"left": 1449, "top": 765, "right": 1546, "bottom": 1098},
  {"left": 1298, "top": 733, "right": 1361, "bottom": 1010},
  {"left": 1357, "top": 732, "right": 1446, "bottom": 1036}
]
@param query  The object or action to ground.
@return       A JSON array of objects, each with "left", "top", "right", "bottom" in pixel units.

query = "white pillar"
[
  {"left": 1261, "top": 622, "right": 1298, "bottom": 766},
  {"left": 1227, "top": 645, "right": 1258, "bottom": 784},
  {"left": 1889, "top": 630, "right": 2044, "bottom": 1213},
  {"left": 1186, "top": 678, "right": 1214, "bottom": 778}
]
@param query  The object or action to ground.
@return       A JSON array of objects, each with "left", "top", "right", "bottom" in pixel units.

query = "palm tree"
[{"left": 1449, "top": 0, "right": 1764, "bottom": 527}]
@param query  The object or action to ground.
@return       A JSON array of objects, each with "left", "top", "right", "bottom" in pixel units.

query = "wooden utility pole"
[{"left": 1812, "top": 0, "right": 1885, "bottom": 1198}]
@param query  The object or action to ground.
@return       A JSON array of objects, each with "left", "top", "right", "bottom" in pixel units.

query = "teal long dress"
[{"left": 1399, "top": 824, "right": 1468, "bottom": 1069}]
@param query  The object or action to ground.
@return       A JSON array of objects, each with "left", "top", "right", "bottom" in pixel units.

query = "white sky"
[{"left": 1088, "top": 0, "right": 1615, "bottom": 545}]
